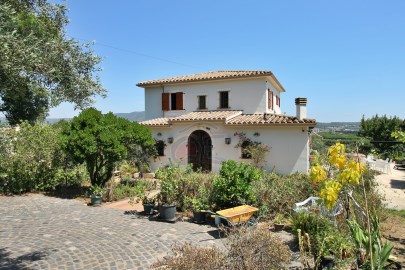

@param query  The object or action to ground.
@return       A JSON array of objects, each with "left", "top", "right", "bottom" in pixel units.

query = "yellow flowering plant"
[
  {"left": 309, "top": 142, "right": 393, "bottom": 269},
  {"left": 310, "top": 142, "right": 366, "bottom": 209}
]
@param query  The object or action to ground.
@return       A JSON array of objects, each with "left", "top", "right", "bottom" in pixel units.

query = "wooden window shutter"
[
  {"left": 268, "top": 89, "right": 273, "bottom": 110},
  {"left": 162, "top": 93, "right": 170, "bottom": 111},
  {"left": 176, "top": 92, "right": 183, "bottom": 110}
]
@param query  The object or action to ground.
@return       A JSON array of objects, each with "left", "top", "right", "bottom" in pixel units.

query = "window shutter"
[
  {"left": 162, "top": 93, "right": 170, "bottom": 111},
  {"left": 176, "top": 92, "right": 183, "bottom": 110},
  {"left": 268, "top": 89, "right": 273, "bottom": 110}
]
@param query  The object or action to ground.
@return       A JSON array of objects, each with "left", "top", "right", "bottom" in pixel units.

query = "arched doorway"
[{"left": 188, "top": 130, "right": 212, "bottom": 171}]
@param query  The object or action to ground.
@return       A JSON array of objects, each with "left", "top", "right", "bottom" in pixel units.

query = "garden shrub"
[
  {"left": 293, "top": 211, "right": 354, "bottom": 268},
  {"left": 105, "top": 183, "right": 145, "bottom": 202},
  {"left": 61, "top": 108, "right": 156, "bottom": 186},
  {"left": 212, "top": 160, "right": 261, "bottom": 208},
  {"left": 253, "top": 172, "right": 315, "bottom": 219},
  {"left": 52, "top": 164, "right": 89, "bottom": 187},
  {"left": 104, "top": 178, "right": 156, "bottom": 202},
  {"left": 151, "top": 226, "right": 291, "bottom": 270},
  {"left": 351, "top": 168, "right": 386, "bottom": 220},
  {"left": 292, "top": 211, "right": 335, "bottom": 239},
  {"left": 156, "top": 163, "right": 215, "bottom": 211},
  {"left": 0, "top": 122, "right": 66, "bottom": 193},
  {"left": 151, "top": 243, "right": 225, "bottom": 270}
]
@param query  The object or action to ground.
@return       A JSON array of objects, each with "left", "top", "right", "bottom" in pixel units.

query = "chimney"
[{"left": 295, "top": 98, "right": 307, "bottom": 120}]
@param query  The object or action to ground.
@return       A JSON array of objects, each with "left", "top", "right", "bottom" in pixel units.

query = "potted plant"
[
  {"left": 273, "top": 214, "right": 289, "bottom": 231},
  {"left": 89, "top": 184, "right": 105, "bottom": 206},
  {"left": 191, "top": 198, "right": 209, "bottom": 223},
  {"left": 141, "top": 193, "right": 156, "bottom": 215},
  {"left": 156, "top": 173, "right": 178, "bottom": 222}
]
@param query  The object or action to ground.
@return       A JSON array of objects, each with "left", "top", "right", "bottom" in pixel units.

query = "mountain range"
[{"left": 0, "top": 111, "right": 146, "bottom": 124}]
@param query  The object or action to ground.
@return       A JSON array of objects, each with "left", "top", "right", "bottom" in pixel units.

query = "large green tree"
[
  {"left": 358, "top": 115, "right": 405, "bottom": 159},
  {"left": 62, "top": 108, "right": 156, "bottom": 186},
  {"left": 0, "top": 0, "right": 105, "bottom": 125}
]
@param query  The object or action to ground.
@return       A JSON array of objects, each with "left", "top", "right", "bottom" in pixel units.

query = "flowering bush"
[
  {"left": 310, "top": 142, "right": 366, "bottom": 209},
  {"left": 308, "top": 142, "right": 393, "bottom": 269}
]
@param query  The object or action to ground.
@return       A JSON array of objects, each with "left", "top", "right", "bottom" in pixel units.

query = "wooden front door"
[{"left": 188, "top": 130, "right": 212, "bottom": 171}]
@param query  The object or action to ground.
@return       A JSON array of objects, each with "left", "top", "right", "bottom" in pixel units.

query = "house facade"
[{"left": 137, "top": 70, "right": 316, "bottom": 174}]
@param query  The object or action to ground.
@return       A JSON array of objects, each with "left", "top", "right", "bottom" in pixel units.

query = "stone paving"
[{"left": 0, "top": 194, "right": 222, "bottom": 270}]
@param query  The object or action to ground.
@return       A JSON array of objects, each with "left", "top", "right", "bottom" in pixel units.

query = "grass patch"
[{"left": 385, "top": 208, "right": 405, "bottom": 221}]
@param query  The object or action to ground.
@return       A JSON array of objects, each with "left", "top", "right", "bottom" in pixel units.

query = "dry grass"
[{"left": 151, "top": 226, "right": 291, "bottom": 270}]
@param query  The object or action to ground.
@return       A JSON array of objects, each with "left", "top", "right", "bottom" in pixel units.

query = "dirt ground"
[
  {"left": 375, "top": 164, "right": 405, "bottom": 266},
  {"left": 381, "top": 213, "right": 405, "bottom": 267},
  {"left": 375, "top": 164, "right": 405, "bottom": 210}
]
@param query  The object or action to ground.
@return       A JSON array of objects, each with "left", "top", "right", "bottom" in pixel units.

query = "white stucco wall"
[
  {"left": 143, "top": 78, "right": 282, "bottom": 120},
  {"left": 148, "top": 123, "right": 310, "bottom": 175},
  {"left": 144, "top": 86, "right": 164, "bottom": 120}
]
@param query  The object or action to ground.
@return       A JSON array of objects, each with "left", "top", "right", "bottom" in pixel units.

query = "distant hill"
[
  {"left": 315, "top": 122, "right": 360, "bottom": 134},
  {"left": 114, "top": 111, "right": 145, "bottom": 122},
  {"left": 1, "top": 111, "right": 146, "bottom": 125}
]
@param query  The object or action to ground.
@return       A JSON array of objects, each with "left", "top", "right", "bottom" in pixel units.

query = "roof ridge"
[{"left": 136, "top": 70, "right": 276, "bottom": 87}]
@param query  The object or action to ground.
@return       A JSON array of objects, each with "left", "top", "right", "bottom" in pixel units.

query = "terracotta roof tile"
[
  {"left": 225, "top": 113, "right": 316, "bottom": 126},
  {"left": 141, "top": 111, "right": 316, "bottom": 127},
  {"left": 170, "top": 110, "right": 242, "bottom": 122},
  {"left": 140, "top": 118, "right": 170, "bottom": 126},
  {"left": 137, "top": 70, "right": 281, "bottom": 88}
]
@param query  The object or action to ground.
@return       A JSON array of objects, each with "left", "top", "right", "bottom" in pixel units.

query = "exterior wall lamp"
[
  {"left": 167, "top": 137, "right": 173, "bottom": 144},
  {"left": 225, "top": 138, "right": 231, "bottom": 144}
]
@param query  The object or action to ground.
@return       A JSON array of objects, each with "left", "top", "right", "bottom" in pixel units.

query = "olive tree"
[
  {"left": 0, "top": 0, "right": 105, "bottom": 125},
  {"left": 62, "top": 108, "right": 156, "bottom": 186}
]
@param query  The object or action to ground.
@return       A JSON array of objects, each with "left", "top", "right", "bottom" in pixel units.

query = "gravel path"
[{"left": 375, "top": 164, "right": 405, "bottom": 210}]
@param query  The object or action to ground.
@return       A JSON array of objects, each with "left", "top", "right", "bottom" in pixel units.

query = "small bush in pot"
[
  {"left": 89, "top": 184, "right": 106, "bottom": 206},
  {"left": 191, "top": 198, "right": 209, "bottom": 223},
  {"left": 272, "top": 213, "right": 291, "bottom": 231},
  {"left": 140, "top": 193, "right": 156, "bottom": 214},
  {"left": 155, "top": 166, "right": 179, "bottom": 221}
]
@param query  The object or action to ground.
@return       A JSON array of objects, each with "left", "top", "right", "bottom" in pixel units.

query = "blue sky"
[{"left": 48, "top": 0, "right": 405, "bottom": 122}]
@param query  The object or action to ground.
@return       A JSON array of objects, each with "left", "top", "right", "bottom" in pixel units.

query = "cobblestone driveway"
[{"left": 0, "top": 194, "right": 221, "bottom": 270}]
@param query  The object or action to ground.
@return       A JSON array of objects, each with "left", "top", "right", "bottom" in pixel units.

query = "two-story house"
[{"left": 137, "top": 70, "right": 316, "bottom": 174}]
